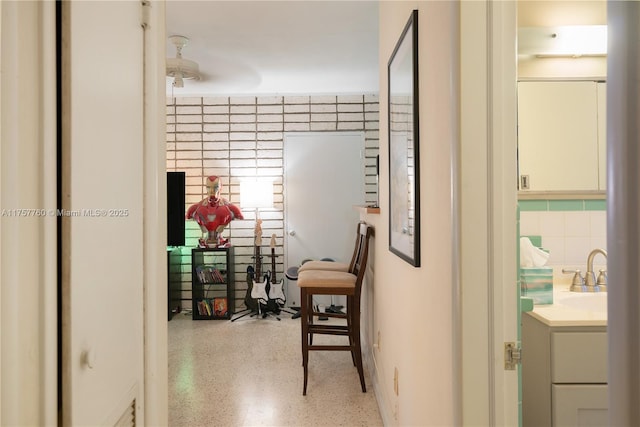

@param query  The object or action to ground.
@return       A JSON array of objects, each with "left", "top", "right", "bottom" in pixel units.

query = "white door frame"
[
  {"left": 460, "top": 1, "right": 518, "bottom": 425},
  {"left": 142, "top": 1, "right": 168, "bottom": 425},
  {"left": 0, "top": 2, "right": 58, "bottom": 424}
]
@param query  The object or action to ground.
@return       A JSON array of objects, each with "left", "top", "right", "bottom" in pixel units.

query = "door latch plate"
[{"left": 504, "top": 342, "right": 522, "bottom": 370}]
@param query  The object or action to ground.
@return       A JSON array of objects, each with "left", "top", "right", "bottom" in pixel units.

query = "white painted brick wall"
[{"left": 167, "top": 94, "right": 379, "bottom": 310}]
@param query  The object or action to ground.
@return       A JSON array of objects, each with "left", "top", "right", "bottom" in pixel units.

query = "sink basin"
[{"left": 556, "top": 292, "right": 607, "bottom": 313}]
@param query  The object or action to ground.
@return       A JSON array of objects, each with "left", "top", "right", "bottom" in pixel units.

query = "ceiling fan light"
[
  {"left": 166, "top": 58, "right": 200, "bottom": 80},
  {"left": 173, "top": 73, "right": 184, "bottom": 88},
  {"left": 166, "top": 35, "right": 201, "bottom": 86}
]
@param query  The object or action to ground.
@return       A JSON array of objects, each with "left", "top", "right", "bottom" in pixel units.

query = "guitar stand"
[
  {"left": 268, "top": 299, "right": 297, "bottom": 318},
  {"left": 277, "top": 305, "right": 298, "bottom": 317},
  {"left": 230, "top": 308, "right": 256, "bottom": 322},
  {"left": 231, "top": 306, "right": 281, "bottom": 321},
  {"left": 231, "top": 296, "right": 282, "bottom": 322},
  {"left": 231, "top": 303, "right": 282, "bottom": 322},
  {"left": 256, "top": 301, "right": 281, "bottom": 321}
]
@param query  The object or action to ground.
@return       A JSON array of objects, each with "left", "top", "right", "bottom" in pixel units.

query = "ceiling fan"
[{"left": 166, "top": 35, "right": 201, "bottom": 88}]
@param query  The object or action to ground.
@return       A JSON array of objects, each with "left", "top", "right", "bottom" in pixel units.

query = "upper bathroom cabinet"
[{"left": 517, "top": 80, "right": 606, "bottom": 198}]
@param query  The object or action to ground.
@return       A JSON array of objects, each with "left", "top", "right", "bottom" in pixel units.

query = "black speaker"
[{"left": 167, "top": 171, "right": 185, "bottom": 247}]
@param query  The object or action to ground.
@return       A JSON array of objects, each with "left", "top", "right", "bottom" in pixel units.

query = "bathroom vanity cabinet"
[
  {"left": 522, "top": 312, "right": 608, "bottom": 426},
  {"left": 517, "top": 81, "right": 606, "bottom": 193}
]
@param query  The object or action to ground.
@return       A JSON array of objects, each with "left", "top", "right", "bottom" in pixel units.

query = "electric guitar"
[
  {"left": 244, "top": 262, "right": 258, "bottom": 312},
  {"left": 250, "top": 223, "right": 270, "bottom": 305},
  {"left": 268, "top": 234, "right": 286, "bottom": 305},
  {"left": 243, "top": 222, "right": 263, "bottom": 311}
]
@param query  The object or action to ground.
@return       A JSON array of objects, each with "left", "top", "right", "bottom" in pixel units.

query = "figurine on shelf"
[{"left": 186, "top": 175, "right": 243, "bottom": 248}]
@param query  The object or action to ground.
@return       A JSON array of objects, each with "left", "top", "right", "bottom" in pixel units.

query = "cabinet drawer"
[
  {"left": 552, "top": 384, "right": 608, "bottom": 426},
  {"left": 551, "top": 332, "right": 607, "bottom": 383}
]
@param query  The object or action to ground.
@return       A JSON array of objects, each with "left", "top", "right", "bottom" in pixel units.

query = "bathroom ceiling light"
[
  {"left": 166, "top": 35, "right": 201, "bottom": 87},
  {"left": 519, "top": 25, "right": 607, "bottom": 58}
]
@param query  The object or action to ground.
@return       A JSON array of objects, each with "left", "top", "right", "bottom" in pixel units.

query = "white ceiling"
[{"left": 165, "top": 1, "right": 379, "bottom": 96}]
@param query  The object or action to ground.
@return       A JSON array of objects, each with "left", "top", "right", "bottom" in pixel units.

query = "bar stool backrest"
[{"left": 349, "top": 222, "right": 373, "bottom": 293}]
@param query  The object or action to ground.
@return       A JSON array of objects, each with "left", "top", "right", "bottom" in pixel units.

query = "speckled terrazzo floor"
[{"left": 168, "top": 311, "right": 383, "bottom": 427}]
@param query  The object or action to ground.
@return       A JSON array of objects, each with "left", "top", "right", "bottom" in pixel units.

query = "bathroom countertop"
[{"left": 525, "top": 285, "right": 607, "bottom": 327}]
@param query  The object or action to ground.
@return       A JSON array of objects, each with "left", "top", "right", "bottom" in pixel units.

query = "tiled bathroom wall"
[
  {"left": 519, "top": 199, "right": 607, "bottom": 283},
  {"left": 166, "top": 94, "right": 380, "bottom": 310}
]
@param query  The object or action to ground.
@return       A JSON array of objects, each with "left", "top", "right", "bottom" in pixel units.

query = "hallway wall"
[{"left": 372, "top": 2, "right": 457, "bottom": 425}]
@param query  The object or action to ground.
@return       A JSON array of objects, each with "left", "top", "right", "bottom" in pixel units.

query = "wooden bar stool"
[{"left": 297, "top": 222, "right": 373, "bottom": 395}]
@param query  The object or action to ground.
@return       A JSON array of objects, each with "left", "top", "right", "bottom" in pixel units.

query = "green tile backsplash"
[
  {"left": 585, "top": 200, "right": 607, "bottom": 211},
  {"left": 519, "top": 199, "right": 606, "bottom": 212},
  {"left": 518, "top": 200, "right": 548, "bottom": 211},
  {"left": 548, "top": 200, "right": 584, "bottom": 211}
]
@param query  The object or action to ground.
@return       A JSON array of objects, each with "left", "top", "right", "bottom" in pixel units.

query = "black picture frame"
[{"left": 388, "top": 10, "right": 420, "bottom": 267}]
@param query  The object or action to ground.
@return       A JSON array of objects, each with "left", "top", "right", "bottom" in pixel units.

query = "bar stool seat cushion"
[
  {"left": 298, "top": 260, "right": 349, "bottom": 273},
  {"left": 298, "top": 270, "right": 356, "bottom": 289}
]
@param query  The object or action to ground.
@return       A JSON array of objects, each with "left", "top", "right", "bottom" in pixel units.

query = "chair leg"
[
  {"left": 352, "top": 298, "right": 366, "bottom": 392},
  {"left": 307, "top": 292, "right": 314, "bottom": 346},
  {"left": 299, "top": 289, "right": 366, "bottom": 394},
  {"left": 301, "top": 288, "right": 309, "bottom": 396},
  {"left": 347, "top": 295, "right": 356, "bottom": 366}
]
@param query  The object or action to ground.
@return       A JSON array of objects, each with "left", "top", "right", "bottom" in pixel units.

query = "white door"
[
  {"left": 284, "top": 132, "right": 365, "bottom": 307},
  {"left": 61, "top": 1, "right": 145, "bottom": 424}
]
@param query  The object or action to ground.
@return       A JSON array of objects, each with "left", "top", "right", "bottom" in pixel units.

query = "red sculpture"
[{"left": 186, "top": 176, "right": 244, "bottom": 247}]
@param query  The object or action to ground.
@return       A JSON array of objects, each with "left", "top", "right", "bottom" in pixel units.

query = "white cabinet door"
[
  {"left": 62, "top": 1, "right": 145, "bottom": 424},
  {"left": 551, "top": 332, "right": 608, "bottom": 383},
  {"left": 552, "top": 384, "right": 608, "bottom": 427},
  {"left": 518, "top": 81, "right": 599, "bottom": 192}
]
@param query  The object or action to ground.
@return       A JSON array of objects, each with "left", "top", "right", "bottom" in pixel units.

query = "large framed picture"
[{"left": 388, "top": 9, "right": 420, "bottom": 267}]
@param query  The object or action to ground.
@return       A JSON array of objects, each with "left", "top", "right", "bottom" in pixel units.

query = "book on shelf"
[
  {"left": 195, "top": 266, "right": 226, "bottom": 284},
  {"left": 196, "top": 300, "right": 205, "bottom": 316},
  {"left": 213, "top": 298, "right": 228, "bottom": 317},
  {"left": 206, "top": 299, "right": 212, "bottom": 316},
  {"left": 197, "top": 299, "right": 214, "bottom": 316}
]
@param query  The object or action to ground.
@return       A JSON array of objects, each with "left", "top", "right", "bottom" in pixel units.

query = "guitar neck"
[
  {"left": 271, "top": 248, "right": 277, "bottom": 282},
  {"left": 254, "top": 245, "right": 261, "bottom": 277}
]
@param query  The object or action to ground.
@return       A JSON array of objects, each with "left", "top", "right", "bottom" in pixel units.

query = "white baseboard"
[{"left": 362, "top": 334, "right": 393, "bottom": 425}]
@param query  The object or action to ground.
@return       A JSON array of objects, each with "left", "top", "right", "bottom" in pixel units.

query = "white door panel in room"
[{"left": 284, "top": 132, "right": 365, "bottom": 306}]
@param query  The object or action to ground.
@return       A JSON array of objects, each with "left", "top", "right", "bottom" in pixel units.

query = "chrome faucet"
[
  {"left": 584, "top": 248, "right": 607, "bottom": 292},
  {"left": 562, "top": 268, "right": 585, "bottom": 292}
]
